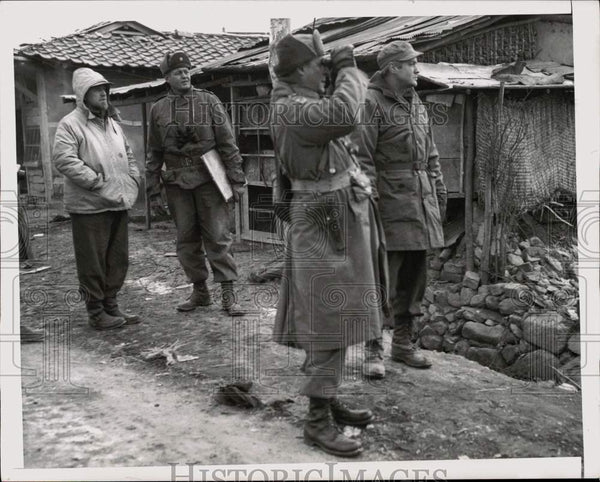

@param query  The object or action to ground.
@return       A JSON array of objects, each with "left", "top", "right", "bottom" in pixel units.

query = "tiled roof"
[{"left": 16, "top": 23, "right": 266, "bottom": 70}]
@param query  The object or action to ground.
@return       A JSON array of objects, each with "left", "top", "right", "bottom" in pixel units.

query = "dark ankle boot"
[
  {"left": 177, "top": 282, "right": 212, "bottom": 312},
  {"left": 303, "top": 397, "right": 363, "bottom": 457},
  {"left": 221, "top": 281, "right": 245, "bottom": 316},
  {"left": 330, "top": 398, "right": 374, "bottom": 427},
  {"left": 362, "top": 338, "right": 385, "bottom": 379},
  {"left": 87, "top": 301, "right": 126, "bottom": 330},
  {"left": 104, "top": 297, "right": 140, "bottom": 324},
  {"left": 391, "top": 323, "right": 432, "bottom": 368}
]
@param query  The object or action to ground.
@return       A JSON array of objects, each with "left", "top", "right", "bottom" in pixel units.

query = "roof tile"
[{"left": 16, "top": 22, "right": 266, "bottom": 69}]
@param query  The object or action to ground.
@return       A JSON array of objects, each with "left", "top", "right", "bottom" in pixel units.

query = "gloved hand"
[
  {"left": 330, "top": 45, "right": 356, "bottom": 73},
  {"left": 149, "top": 193, "right": 168, "bottom": 218}
]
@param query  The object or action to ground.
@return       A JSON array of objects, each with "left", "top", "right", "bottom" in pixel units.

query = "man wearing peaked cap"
[
  {"left": 376, "top": 40, "right": 424, "bottom": 69},
  {"left": 146, "top": 50, "right": 247, "bottom": 316},
  {"left": 352, "top": 40, "right": 447, "bottom": 376},
  {"left": 270, "top": 31, "right": 388, "bottom": 457}
]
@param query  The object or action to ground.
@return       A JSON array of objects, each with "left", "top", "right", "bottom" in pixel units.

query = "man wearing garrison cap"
[
  {"left": 352, "top": 41, "right": 447, "bottom": 376},
  {"left": 146, "top": 51, "right": 247, "bottom": 315},
  {"left": 270, "top": 31, "right": 388, "bottom": 457}
]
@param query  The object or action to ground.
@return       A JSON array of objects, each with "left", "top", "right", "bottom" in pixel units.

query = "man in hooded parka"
[{"left": 53, "top": 67, "right": 140, "bottom": 330}]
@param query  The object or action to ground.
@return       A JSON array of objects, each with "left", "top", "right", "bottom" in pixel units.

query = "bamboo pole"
[{"left": 480, "top": 83, "right": 505, "bottom": 284}]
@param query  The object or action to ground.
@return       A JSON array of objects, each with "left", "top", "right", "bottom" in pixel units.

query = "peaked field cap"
[
  {"left": 274, "top": 30, "right": 326, "bottom": 77},
  {"left": 377, "top": 41, "right": 424, "bottom": 69},
  {"left": 160, "top": 51, "right": 192, "bottom": 76}
]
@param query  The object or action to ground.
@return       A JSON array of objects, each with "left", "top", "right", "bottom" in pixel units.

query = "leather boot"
[
  {"left": 87, "top": 301, "right": 126, "bottom": 330},
  {"left": 362, "top": 338, "right": 385, "bottom": 379},
  {"left": 177, "top": 282, "right": 212, "bottom": 312},
  {"left": 330, "top": 398, "right": 374, "bottom": 427},
  {"left": 104, "top": 297, "right": 141, "bottom": 324},
  {"left": 303, "top": 397, "right": 363, "bottom": 457},
  {"left": 391, "top": 323, "right": 431, "bottom": 368},
  {"left": 221, "top": 281, "right": 245, "bottom": 316}
]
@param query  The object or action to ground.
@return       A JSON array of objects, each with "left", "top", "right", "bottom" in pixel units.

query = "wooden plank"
[
  {"left": 464, "top": 95, "right": 475, "bottom": 272},
  {"left": 142, "top": 103, "right": 151, "bottom": 230},
  {"left": 15, "top": 81, "right": 37, "bottom": 103},
  {"left": 230, "top": 84, "right": 242, "bottom": 243},
  {"left": 35, "top": 71, "right": 53, "bottom": 203}
]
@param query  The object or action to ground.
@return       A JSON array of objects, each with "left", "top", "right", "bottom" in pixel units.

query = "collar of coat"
[
  {"left": 271, "top": 80, "right": 321, "bottom": 102},
  {"left": 77, "top": 103, "right": 122, "bottom": 124},
  {"left": 368, "top": 71, "right": 415, "bottom": 109}
]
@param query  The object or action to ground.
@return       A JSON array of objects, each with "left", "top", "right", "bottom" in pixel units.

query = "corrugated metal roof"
[
  {"left": 61, "top": 59, "right": 572, "bottom": 103},
  {"left": 202, "top": 15, "right": 508, "bottom": 73},
  {"left": 418, "top": 61, "right": 573, "bottom": 89}
]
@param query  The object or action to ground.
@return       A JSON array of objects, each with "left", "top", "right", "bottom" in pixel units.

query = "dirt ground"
[{"left": 18, "top": 215, "right": 583, "bottom": 468}]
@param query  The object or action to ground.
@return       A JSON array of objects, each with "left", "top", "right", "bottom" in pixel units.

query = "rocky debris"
[
  {"left": 470, "top": 294, "right": 487, "bottom": 308},
  {"left": 507, "top": 253, "right": 524, "bottom": 266},
  {"left": 466, "top": 347, "right": 507, "bottom": 371},
  {"left": 507, "top": 350, "right": 561, "bottom": 381},
  {"left": 461, "top": 287, "right": 477, "bottom": 306},
  {"left": 462, "top": 322, "right": 506, "bottom": 346},
  {"left": 567, "top": 334, "right": 581, "bottom": 355},
  {"left": 501, "top": 345, "right": 520, "bottom": 365},
  {"left": 463, "top": 271, "right": 481, "bottom": 290},
  {"left": 522, "top": 312, "right": 570, "bottom": 355},
  {"left": 414, "top": 233, "right": 579, "bottom": 382}
]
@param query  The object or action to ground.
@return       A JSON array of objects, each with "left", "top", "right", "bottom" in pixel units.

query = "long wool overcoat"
[
  {"left": 270, "top": 67, "right": 388, "bottom": 352},
  {"left": 352, "top": 71, "right": 447, "bottom": 251}
]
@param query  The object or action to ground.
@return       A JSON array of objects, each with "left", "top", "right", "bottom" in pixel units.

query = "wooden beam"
[
  {"left": 36, "top": 70, "right": 53, "bottom": 203},
  {"left": 142, "top": 103, "right": 151, "bottom": 230},
  {"left": 15, "top": 81, "right": 37, "bottom": 103},
  {"left": 463, "top": 95, "right": 475, "bottom": 272}
]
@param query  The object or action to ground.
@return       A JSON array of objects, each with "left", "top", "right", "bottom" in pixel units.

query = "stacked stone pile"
[{"left": 417, "top": 235, "right": 580, "bottom": 385}]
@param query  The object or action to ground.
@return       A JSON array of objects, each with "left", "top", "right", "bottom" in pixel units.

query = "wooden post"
[
  {"left": 36, "top": 70, "right": 53, "bottom": 203},
  {"left": 269, "top": 19, "right": 291, "bottom": 241},
  {"left": 141, "top": 103, "right": 151, "bottom": 230},
  {"left": 230, "top": 84, "right": 242, "bottom": 242},
  {"left": 464, "top": 95, "right": 475, "bottom": 272},
  {"left": 269, "top": 19, "right": 291, "bottom": 83}
]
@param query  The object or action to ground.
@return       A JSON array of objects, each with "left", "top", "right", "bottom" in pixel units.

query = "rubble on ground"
[{"left": 419, "top": 229, "right": 580, "bottom": 386}]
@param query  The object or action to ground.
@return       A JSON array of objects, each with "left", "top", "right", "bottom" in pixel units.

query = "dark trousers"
[
  {"left": 388, "top": 250, "right": 428, "bottom": 328},
  {"left": 165, "top": 182, "right": 238, "bottom": 284},
  {"left": 301, "top": 346, "right": 347, "bottom": 399},
  {"left": 70, "top": 210, "right": 129, "bottom": 305}
]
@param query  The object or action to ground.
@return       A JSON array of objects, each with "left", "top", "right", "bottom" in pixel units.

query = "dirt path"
[
  {"left": 19, "top": 218, "right": 583, "bottom": 467},
  {"left": 21, "top": 344, "right": 341, "bottom": 468}
]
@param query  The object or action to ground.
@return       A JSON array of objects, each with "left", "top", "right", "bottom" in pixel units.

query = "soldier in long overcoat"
[
  {"left": 270, "top": 31, "right": 388, "bottom": 457},
  {"left": 353, "top": 41, "right": 447, "bottom": 375}
]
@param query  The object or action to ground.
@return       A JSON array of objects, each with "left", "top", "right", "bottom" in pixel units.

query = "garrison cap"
[
  {"left": 377, "top": 41, "right": 423, "bottom": 69},
  {"left": 274, "top": 30, "right": 326, "bottom": 78},
  {"left": 160, "top": 51, "right": 193, "bottom": 76}
]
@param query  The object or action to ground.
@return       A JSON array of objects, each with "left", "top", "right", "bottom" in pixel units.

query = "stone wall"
[{"left": 416, "top": 233, "right": 580, "bottom": 386}]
